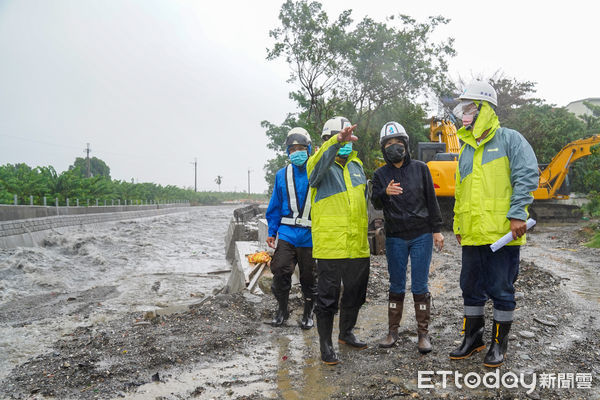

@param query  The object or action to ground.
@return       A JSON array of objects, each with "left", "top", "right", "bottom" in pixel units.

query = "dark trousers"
[
  {"left": 270, "top": 239, "right": 317, "bottom": 299},
  {"left": 460, "top": 245, "right": 520, "bottom": 311},
  {"left": 315, "top": 258, "right": 370, "bottom": 317}
]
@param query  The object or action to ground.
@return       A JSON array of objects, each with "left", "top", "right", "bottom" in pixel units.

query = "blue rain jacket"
[{"left": 266, "top": 163, "right": 313, "bottom": 248}]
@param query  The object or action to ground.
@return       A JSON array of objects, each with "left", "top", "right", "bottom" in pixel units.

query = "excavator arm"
[
  {"left": 430, "top": 118, "right": 461, "bottom": 154},
  {"left": 533, "top": 134, "right": 600, "bottom": 200}
]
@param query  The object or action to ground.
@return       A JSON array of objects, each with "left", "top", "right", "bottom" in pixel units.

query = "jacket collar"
[{"left": 458, "top": 126, "right": 499, "bottom": 149}]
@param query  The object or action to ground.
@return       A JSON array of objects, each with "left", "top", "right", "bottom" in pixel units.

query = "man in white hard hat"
[
  {"left": 307, "top": 116, "right": 370, "bottom": 365},
  {"left": 449, "top": 81, "right": 539, "bottom": 367},
  {"left": 265, "top": 127, "right": 317, "bottom": 330}
]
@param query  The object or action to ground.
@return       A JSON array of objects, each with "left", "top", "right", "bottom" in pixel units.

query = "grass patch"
[{"left": 584, "top": 231, "right": 600, "bottom": 248}]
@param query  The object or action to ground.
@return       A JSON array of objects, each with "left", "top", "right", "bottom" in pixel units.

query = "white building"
[{"left": 565, "top": 98, "right": 600, "bottom": 118}]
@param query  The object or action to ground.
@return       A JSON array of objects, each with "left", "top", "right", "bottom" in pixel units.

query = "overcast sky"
[{"left": 1, "top": 1, "right": 598, "bottom": 193}]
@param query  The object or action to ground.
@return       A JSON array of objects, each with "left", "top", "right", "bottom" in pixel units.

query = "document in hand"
[{"left": 490, "top": 218, "right": 536, "bottom": 252}]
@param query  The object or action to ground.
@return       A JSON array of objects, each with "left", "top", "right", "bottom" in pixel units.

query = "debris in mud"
[
  {"left": 533, "top": 316, "right": 558, "bottom": 327},
  {"left": 516, "top": 260, "right": 562, "bottom": 290},
  {"left": 519, "top": 330, "right": 536, "bottom": 339},
  {"left": 1, "top": 292, "right": 261, "bottom": 399},
  {"left": 151, "top": 281, "right": 161, "bottom": 292}
]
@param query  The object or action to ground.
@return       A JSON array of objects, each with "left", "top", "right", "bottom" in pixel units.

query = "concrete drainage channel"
[{"left": 0, "top": 203, "right": 191, "bottom": 248}]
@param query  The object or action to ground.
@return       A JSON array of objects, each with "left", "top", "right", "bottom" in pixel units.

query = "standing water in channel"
[{"left": 0, "top": 205, "right": 237, "bottom": 380}]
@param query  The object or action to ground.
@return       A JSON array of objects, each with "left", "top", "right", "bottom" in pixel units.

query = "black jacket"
[{"left": 371, "top": 156, "right": 443, "bottom": 240}]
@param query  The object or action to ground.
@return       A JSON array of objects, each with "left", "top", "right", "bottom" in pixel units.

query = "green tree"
[
  {"left": 489, "top": 74, "right": 542, "bottom": 122},
  {"left": 264, "top": 0, "right": 455, "bottom": 185},
  {"left": 0, "top": 161, "right": 268, "bottom": 206},
  {"left": 215, "top": 175, "right": 223, "bottom": 192},
  {"left": 445, "top": 72, "right": 541, "bottom": 123},
  {"left": 569, "top": 102, "right": 600, "bottom": 193},
  {"left": 580, "top": 101, "right": 600, "bottom": 134},
  {"left": 266, "top": 0, "right": 352, "bottom": 134},
  {"left": 506, "top": 104, "right": 586, "bottom": 164},
  {"left": 69, "top": 156, "right": 111, "bottom": 179}
]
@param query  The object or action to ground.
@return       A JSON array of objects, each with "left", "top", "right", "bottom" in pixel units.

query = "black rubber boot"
[
  {"left": 300, "top": 297, "right": 315, "bottom": 330},
  {"left": 483, "top": 320, "right": 512, "bottom": 367},
  {"left": 271, "top": 293, "right": 289, "bottom": 327},
  {"left": 449, "top": 316, "right": 486, "bottom": 359},
  {"left": 317, "top": 313, "right": 340, "bottom": 365},
  {"left": 338, "top": 307, "right": 367, "bottom": 349}
]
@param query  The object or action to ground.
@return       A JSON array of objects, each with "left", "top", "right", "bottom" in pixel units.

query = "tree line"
[
  {"left": 262, "top": 0, "right": 600, "bottom": 199},
  {"left": 0, "top": 162, "right": 266, "bottom": 206}
]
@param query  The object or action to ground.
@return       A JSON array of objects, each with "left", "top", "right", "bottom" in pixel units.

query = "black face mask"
[{"left": 385, "top": 143, "right": 405, "bottom": 163}]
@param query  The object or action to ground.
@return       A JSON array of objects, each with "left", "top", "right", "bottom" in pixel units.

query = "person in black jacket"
[{"left": 371, "top": 121, "right": 444, "bottom": 354}]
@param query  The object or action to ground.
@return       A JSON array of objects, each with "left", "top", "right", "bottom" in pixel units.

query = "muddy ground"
[{"left": 1, "top": 222, "right": 599, "bottom": 399}]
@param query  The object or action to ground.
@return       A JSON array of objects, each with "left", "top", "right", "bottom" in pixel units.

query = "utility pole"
[
  {"left": 190, "top": 158, "right": 197, "bottom": 192},
  {"left": 247, "top": 169, "right": 252, "bottom": 195},
  {"left": 84, "top": 143, "right": 91, "bottom": 178}
]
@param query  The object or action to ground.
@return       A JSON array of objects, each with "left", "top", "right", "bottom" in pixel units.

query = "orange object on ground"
[{"left": 246, "top": 251, "right": 271, "bottom": 264}]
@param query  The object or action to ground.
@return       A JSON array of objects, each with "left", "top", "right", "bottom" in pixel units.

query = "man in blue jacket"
[{"left": 266, "top": 127, "right": 317, "bottom": 329}]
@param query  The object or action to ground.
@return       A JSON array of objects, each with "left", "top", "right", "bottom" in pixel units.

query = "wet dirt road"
[
  {"left": 1, "top": 217, "right": 599, "bottom": 399},
  {"left": 118, "top": 222, "right": 600, "bottom": 400}
]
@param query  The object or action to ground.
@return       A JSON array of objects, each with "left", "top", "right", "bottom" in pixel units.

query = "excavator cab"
[{"left": 417, "top": 119, "right": 462, "bottom": 198}]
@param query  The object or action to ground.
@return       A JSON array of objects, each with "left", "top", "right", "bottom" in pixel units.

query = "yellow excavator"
[{"left": 533, "top": 135, "right": 600, "bottom": 200}]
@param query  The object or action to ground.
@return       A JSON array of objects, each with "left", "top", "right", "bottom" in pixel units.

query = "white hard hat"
[
  {"left": 285, "top": 127, "right": 311, "bottom": 147},
  {"left": 321, "top": 116, "right": 351, "bottom": 140},
  {"left": 459, "top": 80, "right": 498, "bottom": 107},
  {"left": 380, "top": 121, "right": 409, "bottom": 146}
]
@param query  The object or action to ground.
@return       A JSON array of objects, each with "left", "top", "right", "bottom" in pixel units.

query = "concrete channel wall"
[
  {"left": 223, "top": 205, "right": 266, "bottom": 294},
  {"left": 0, "top": 204, "right": 190, "bottom": 249},
  {"left": 223, "top": 204, "right": 302, "bottom": 294},
  {"left": 0, "top": 203, "right": 188, "bottom": 222}
]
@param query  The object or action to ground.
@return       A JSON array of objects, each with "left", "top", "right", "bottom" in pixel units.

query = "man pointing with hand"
[{"left": 307, "top": 116, "right": 370, "bottom": 365}]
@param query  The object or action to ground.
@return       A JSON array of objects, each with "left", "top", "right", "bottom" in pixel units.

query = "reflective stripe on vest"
[{"left": 280, "top": 165, "right": 312, "bottom": 227}]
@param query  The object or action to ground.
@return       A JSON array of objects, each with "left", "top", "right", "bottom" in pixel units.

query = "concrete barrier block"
[
  {"left": 258, "top": 219, "right": 268, "bottom": 244},
  {"left": 225, "top": 241, "right": 261, "bottom": 294}
]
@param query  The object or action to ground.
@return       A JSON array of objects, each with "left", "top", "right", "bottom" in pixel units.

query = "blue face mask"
[
  {"left": 337, "top": 142, "right": 353, "bottom": 157},
  {"left": 289, "top": 150, "right": 308, "bottom": 166}
]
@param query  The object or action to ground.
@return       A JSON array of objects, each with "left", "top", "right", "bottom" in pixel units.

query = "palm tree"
[{"left": 215, "top": 175, "right": 223, "bottom": 192}]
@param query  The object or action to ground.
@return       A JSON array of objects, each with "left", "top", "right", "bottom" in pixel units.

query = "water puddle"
[
  {"left": 120, "top": 321, "right": 347, "bottom": 400},
  {"left": 121, "top": 301, "right": 423, "bottom": 400}
]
